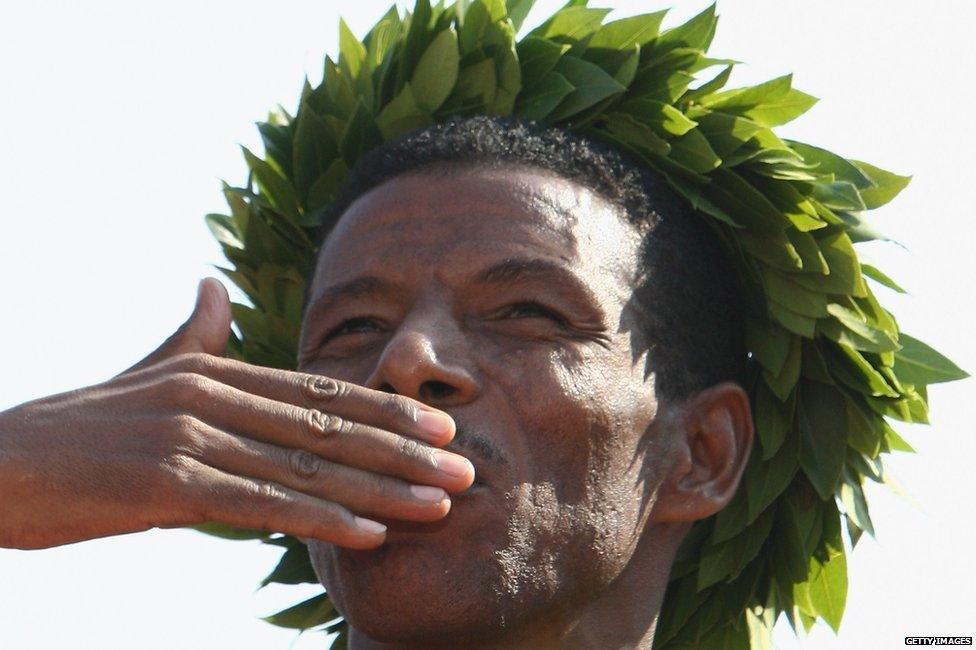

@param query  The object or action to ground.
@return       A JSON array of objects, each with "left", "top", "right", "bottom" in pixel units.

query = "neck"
[{"left": 348, "top": 522, "right": 687, "bottom": 650}]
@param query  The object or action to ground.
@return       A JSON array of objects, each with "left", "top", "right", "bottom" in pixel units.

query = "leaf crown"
[{"left": 200, "top": 1, "right": 969, "bottom": 647}]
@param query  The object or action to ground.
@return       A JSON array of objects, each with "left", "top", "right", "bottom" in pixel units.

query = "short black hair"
[{"left": 311, "top": 116, "right": 745, "bottom": 401}]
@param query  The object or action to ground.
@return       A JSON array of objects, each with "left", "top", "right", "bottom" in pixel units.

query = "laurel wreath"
[{"left": 198, "top": 1, "right": 969, "bottom": 647}]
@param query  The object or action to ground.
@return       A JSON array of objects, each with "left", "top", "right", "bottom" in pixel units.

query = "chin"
[{"left": 307, "top": 533, "right": 519, "bottom": 644}]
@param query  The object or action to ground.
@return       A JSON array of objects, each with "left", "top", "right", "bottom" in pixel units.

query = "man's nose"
[{"left": 364, "top": 313, "right": 479, "bottom": 408}]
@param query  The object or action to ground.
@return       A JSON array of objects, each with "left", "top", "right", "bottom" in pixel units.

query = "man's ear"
[{"left": 651, "top": 382, "right": 754, "bottom": 523}]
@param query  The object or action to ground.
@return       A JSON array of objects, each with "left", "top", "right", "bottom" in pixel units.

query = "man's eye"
[
  {"left": 322, "top": 317, "right": 383, "bottom": 343},
  {"left": 501, "top": 302, "right": 565, "bottom": 324}
]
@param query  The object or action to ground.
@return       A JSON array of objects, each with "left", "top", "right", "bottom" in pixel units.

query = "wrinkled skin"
[{"left": 298, "top": 166, "right": 752, "bottom": 649}]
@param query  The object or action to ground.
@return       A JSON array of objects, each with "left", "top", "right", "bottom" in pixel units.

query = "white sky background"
[{"left": 1, "top": 1, "right": 974, "bottom": 648}]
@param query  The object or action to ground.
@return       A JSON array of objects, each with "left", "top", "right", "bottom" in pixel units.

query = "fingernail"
[
  {"left": 417, "top": 411, "right": 455, "bottom": 437},
  {"left": 410, "top": 485, "right": 447, "bottom": 503},
  {"left": 354, "top": 516, "right": 387, "bottom": 535},
  {"left": 435, "top": 452, "right": 474, "bottom": 479}
]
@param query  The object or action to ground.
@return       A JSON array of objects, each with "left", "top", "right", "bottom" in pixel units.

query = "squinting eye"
[
  {"left": 322, "top": 316, "right": 383, "bottom": 344},
  {"left": 502, "top": 302, "right": 565, "bottom": 324}
]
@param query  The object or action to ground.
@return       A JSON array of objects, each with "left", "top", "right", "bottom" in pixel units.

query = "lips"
[{"left": 441, "top": 422, "right": 508, "bottom": 493}]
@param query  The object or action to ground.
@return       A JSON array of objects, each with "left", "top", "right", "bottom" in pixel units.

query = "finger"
[
  {"left": 175, "top": 457, "right": 388, "bottom": 550},
  {"left": 186, "top": 422, "right": 452, "bottom": 522},
  {"left": 153, "top": 353, "right": 456, "bottom": 446},
  {"left": 165, "top": 376, "right": 473, "bottom": 493},
  {"left": 121, "top": 278, "right": 231, "bottom": 376}
]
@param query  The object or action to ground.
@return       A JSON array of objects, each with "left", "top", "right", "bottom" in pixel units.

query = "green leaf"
[
  {"left": 242, "top": 148, "right": 301, "bottom": 222},
  {"left": 490, "top": 37, "right": 522, "bottom": 114},
  {"left": 652, "top": 3, "right": 716, "bottom": 53},
  {"left": 528, "top": 6, "right": 610, "bottom": 49},
  {"left": 769, "top": 302, "right": 817, "bottom": 339},
  {"left": 824, "top": 343, "right": 899, "bottom": 398},
  {"left": 798, "top": 381, "right": 848, "bottom": 500},
  {"left": 746, "top": 318, "right": 792, "bottom": 376},
  {"left": 505, "top": 0, "right": 536, "bottom": 32},
  {"left": 259, "top": 543, "right": 318, "bottom": 588},
  {"left": 398, "top": 0, "right": 436, "bottom": 85},
  {"left": 801, "top": 339, "right": 833, "bottom": 383},
  {"left": 683, "top": 64, "right": 734, "bottom": 103},
  {"left": 700, "top": 75, "right": 817, "bottom": 126},
  {"left": 703, "top": 169, "right": 790, "bottom": 235},
  {"left": 763, "top": 333, "right": 802, "bottom": 400},
  {"left": 292, "top": 105, "right": 339, "bottom": 201},
  {"left": 376, "top": 82, "right": 432, "bottom": 139},
  {"left": 882, "top": 422, "right": 915, "bottom": 452},
  {"left": 617, "top": 99, "right": 697, "bottom": 136},
  {"left": 668, "top": 128, "right": 721, "bottom": 173},
  {"left": 803, "top": 548, "right": 847, "bottom": 632},
  {"left": 861, "top": 263, "right": 906, "bottom": 294},
  {"left": 411, "top": 28, "right": 460, "bottom": 112},
  {"left": 743, "top": 89, "right": 817, "bottom": 127},
  {"left": 517, "top": 36, "right": 570, "bottom": 80},
  {"left": 838, "top": 468, "right": 874, "bottom": 538},
  {"left": 845, "top": 399, "right": 882, "bottom": 458},
  {"left": 785, "top": 230, "right": 829, "bottom": 275},
  {"left": 763, "top": 268, "right": 828, "bottom": 318},
  {"left": 693, "top": 111, "right": 764, "bottom": 159},
  {"left": 826, "top": 303, "right": 899, "bottom": 352},
  {"left": 813, "top": 231, "right": 867, "bottom": 297},
  {"left": 514, "top": 71, "right": 574, "bottom": 120},
  {"left": 850, "top": 160, "right": 911, "bottom": 209},
  {"left": 786, "top": 140, "right": 872, "bottom": 188},
  {"left": 205, "top": 213, "right": 244, "bottom": 249},
  {"left": 745, "top": 426, "right": 799, "bottom": 521},
  {"left": 262, "top": 593, "right": 336, "bottom": 630},
  {"left": 257, "top": 121, "right": 294, "bottom": 181},
  {"left": 305, "top": 158, "right": 349, "bottom": 218},
  {"left": 812, "top": 180, "right": 866, "bottom": 211},
  {"left": 338, "top": 18, "right": 367, "bottom": 81},
  {"left": 697, "top": 506, "right": 775, "bottom": 590},
  {"left": 586, "top": 11, "right": 668, "bottom": 50},
  {"left": 893, "top": 333, "right": 969, "bottom": 385},
  {"left": 548, "top": 55, "right": 625, "bottom": 121},
  {"left": 772, "top": 495, "right": 812, "bottom": 586},
  {"left": 629, "top": 68, "right": 695, "bottom": 103},
  {"left": 339, "top": 100, "right": 383, "bottom": 165},
  {"left": 754, "top": 379, "right": 791, "bottom": 459},
  {"left": 603, "top": 112, "right": 671, "bottom": 156}
]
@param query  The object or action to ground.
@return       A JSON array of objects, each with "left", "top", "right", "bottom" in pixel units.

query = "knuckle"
[
  {"left": 364, "top": 475, "right": 394, "bottom": 502},
  {"left": 395, "top": 436, "right": 434, "bottom": 467},
  {"left": 252, "top": 479, "right": 288, "bottom": 504},
  {"left": 287, "top": 448, "right": 324, "bottom": 480},
  {"left": 383, "top": 393, "right": 418, "bottom": 427},
  {"left": 162, "top": 372, "right": 212, "bottom": 405},
  {"left": 151, "top": 414, "right": 205, "bottom": 460},
  {"left": 165, "top": 352, "right": 203, "bottom": 373},
  {"left": 303, "top": 409, "right": 344, "bottom": 439},
  {"left": 302, "top": 374, "right": 346, "bottom": 403},
  {"left": 152, "top": 453, "right": 198, "bottom": 504}
]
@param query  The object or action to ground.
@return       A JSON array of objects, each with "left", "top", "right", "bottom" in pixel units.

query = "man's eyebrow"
[
  {"left": 474, "top": 257, "right": 580, "bottom": 286},
  {"left": 303, "top": 275, "right": 400, "bottom": 322},
  {"left": 473, "top": 257, "right": 605, "bottom": 311}
]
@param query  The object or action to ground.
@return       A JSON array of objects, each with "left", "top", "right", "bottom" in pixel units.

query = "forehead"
[{"left": 313, "top": 165, "right": 643, "bottom": 294}]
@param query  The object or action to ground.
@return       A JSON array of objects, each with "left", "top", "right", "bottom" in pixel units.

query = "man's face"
[{"left": 297, "top": 165, "right": 677, "bottom": 643}]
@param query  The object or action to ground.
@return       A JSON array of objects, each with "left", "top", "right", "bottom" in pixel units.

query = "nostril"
[{"left": 420, "top": 380, "right": 455, "bottom": 401}]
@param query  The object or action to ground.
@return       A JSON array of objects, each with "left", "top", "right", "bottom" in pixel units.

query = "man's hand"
[{"left": 0, "top": 278, "right": 473, "bottom": 550}]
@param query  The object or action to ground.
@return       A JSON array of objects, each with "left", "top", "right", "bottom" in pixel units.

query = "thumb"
[{"left": 121, "top": 278, "right": 232, "bottom": 375}]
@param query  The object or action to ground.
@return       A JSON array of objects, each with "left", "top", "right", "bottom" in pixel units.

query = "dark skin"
[
  {"left": 298, "top": 165, "right": 754, "bottom": 649},
  {"left": 0, "top": 163, "right": 750, "bottom": 649}
]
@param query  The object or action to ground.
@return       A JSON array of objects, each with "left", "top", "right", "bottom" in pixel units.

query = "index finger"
[{"left": 161, "top": 353, "right": 457, "bottom": 446}]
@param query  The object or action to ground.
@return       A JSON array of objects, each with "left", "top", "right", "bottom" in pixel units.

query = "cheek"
[{"left": 486, "top": 339, "right": 658, "bottom": 530}]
